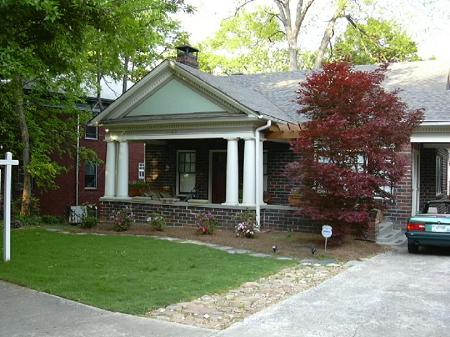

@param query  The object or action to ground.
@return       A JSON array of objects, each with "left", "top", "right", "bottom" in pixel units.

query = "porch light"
[
  {"left": 272, "top": 245, "right": 277, "bottom": 253},
  {"left": 105, "top": 128, "right": 109, "bottom": 133}
]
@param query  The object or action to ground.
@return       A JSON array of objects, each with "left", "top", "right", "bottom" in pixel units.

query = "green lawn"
[{"left": 0, "top": 228, "right": 293, "bottom": 315}]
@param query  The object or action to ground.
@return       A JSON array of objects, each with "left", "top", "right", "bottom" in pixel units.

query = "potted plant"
[{"left": 129, "top": 181, "right": 149, "bottom": 197}]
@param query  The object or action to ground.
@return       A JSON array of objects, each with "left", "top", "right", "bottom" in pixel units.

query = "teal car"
[{"left": 405, "top": 200, "right": 450, "bottom": 253}]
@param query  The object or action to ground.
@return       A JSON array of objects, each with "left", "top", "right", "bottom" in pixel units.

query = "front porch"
[{"left": 99, "top": 136, "right": 319, "bottom": 232}]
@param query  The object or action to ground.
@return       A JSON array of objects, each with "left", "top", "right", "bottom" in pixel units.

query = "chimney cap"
[{"left": 176, "top": 45, "right": 199, "bottom": 54}]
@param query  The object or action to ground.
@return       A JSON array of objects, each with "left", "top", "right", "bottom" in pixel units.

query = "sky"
[{"left": 176, "top": 0, "right": 450, "bottom": 61}]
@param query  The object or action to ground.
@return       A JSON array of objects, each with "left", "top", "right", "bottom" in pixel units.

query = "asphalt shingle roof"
[{"left": 177, "top": 60, "right": 450, "bottom": 123}]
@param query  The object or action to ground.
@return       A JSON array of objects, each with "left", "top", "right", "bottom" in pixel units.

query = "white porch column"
[
  {"left": 224, "top": 138, "right": 239, "bottom": 205},
  {"left": 257, "top": 140, "right": 265, "bottom": 204},
  {"left": 116, "top": 141, "right": 129, "bottom": 198},
  {"left": 104, "top": 141, "right": 117, "bottom": 197},
  {"left": 242, "top": 138, "right": 256, "bottom": 205}
]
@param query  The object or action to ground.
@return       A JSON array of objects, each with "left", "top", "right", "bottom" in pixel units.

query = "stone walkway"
[
  {"left": 50, "top": 228, "right": 297, "bottom": 261},
  {"left": 147, "top": 263, "right": 344, "bottom": 330}
]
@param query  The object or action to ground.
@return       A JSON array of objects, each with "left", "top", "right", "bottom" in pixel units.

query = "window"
[
  {"left": 138, "top": 162, "right": 145, "bottom": 180},
  {"left": 177, "top": 151, "right": 196, "bottom": 194},
  {"left": 84, "top": 162, "right": 97, "bottom": 189},
  {"left": 85, "top": 104, "right": 101, "bottom": 140},
  {"left": 436, "top": 155, "right": 443, "bottom": 195},
  {"left": 85, "top": 125, "right": 98, "bottom": 140},
  {"left": 263, "top": 151, "right": 268, "bottom": 192}
]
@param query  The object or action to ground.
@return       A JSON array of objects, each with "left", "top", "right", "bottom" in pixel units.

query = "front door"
[{"left": 211, "top": 151, "right": 226, "bottom": 203}]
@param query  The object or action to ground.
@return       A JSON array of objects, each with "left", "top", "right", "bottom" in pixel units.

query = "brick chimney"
[{"left": 176, "top": 45, "right": 199, "bottom": 69}]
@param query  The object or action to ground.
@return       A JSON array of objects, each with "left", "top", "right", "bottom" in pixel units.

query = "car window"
[{"left": 423, "top": 202, "right": 450, "bottom": 214}]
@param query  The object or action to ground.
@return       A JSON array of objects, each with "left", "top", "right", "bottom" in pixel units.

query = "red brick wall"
[
  {"left": 266, "top": 142, "right": 298, "bottom": 205},
  {"left": 38, "top": 128, "right": 144, "bottom": 216},
  {"left": 385, "top": 143, "right": 412, "bottom": 227}
]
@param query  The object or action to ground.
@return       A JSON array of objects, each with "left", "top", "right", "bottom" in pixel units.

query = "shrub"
[
  {"left": 111, "top": 207, "right": 134, "bottom": 232},
  {"left": 13, "top": 215, "right": 42, "bottom": 227},
  {"left": 147, "top": 213, "right": 166, "bottom": 231},
  {"left": 195, "top": 212, "right": 218, "bottom": 235},
  {"left": 80, "top": 216, "right": 98, "bottom": 229},
  {"left": 235, "top": 211, "right": 256, "bottom": 238},
  {"left": 41, "top": 215, "right": 63, "bottom": 225}
]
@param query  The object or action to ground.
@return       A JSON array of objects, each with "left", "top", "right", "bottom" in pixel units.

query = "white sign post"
[
  {"left": 0, "top": 152, "right": 19, "bottom": 262},
  {"left": 321, "top": 225, "right": 333, "bottom": 252}
]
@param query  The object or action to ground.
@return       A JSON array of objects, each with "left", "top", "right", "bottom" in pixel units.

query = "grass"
[{"left": 0, "top": 228, "right": 294, "bottom": 315}]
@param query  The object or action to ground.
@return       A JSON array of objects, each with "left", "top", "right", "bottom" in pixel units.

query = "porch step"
[
  {"left": 378, "top": 221, "right": 394, "bottom": 235},
  {"left": 376, "top": 221, "right": 406, "bottom": 246}
]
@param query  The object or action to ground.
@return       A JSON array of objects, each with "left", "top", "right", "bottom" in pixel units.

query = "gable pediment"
[
  {"left": 126, "top": 78, "right": 226, "bottom": 117},
  {"left": 91, "top": 60, "right": 262, "bottom": 126}
]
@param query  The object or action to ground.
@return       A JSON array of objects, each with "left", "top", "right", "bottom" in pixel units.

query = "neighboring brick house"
[
  {"left": 88, "top": 47, "right": 450, "bottom": 239},
  {"left": 38, "top": 91, "right": 145, "bottom": 217}
]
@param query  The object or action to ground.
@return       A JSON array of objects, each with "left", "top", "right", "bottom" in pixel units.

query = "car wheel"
[{"left": 408, "top": 240, "right": 419, "bottom": 254}]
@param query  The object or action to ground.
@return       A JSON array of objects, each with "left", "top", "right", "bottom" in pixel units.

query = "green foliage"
[
  {"left": 41, "top": 215, "right": 64, "bottom": 225},
  {"left": 80, "top": 216, "right": 98, "bottom": 229},
  {"left": 333, "top": 18, "right": 420, "bottom": 64},
  {"left": 0, "top": 1, "right": 192, "bottom": 214},
  {"left": 14, "top": 215, "right": 42, "bottom": 227},
  {"left": 199, "top": 7, "right": 290, "bottom": 74},
  {"left": 195, "top": 212, "right": 218, "bottom": 235},
  {"left": 0, "top": 228, "right": 293, "bottom": 314},
  {"left": 111, "top": 208, "right": 134, "bottom": 232},
  {"left": 148, "top": 213, "right": 166, "bottom": 231},
  {"left": 235, "top": 211, "right": 256, "bottom": 238}
]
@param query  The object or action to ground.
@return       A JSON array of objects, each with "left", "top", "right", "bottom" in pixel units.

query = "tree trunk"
[
  {"left": 122, "top": 56, "right": 129, "bottom": 94},
  {"left": 288, "top": 39, "right": 299, "bottom": 71},
  {"left": 13, "top": 76, "right": 31, "bottom": 216},
  {"left": 273, "top": 0, "right": 316, "bottom": 71},
  {"left": 96, "top": 70, "right": 104, "bottom": 111},
  {"left": 313, "top": 15, "right": 339, "bottom": 69}
]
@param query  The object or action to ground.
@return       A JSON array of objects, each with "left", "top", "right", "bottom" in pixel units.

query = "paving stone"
[{"left": 147, "top": 264, "right": 344, "bottom": 330}]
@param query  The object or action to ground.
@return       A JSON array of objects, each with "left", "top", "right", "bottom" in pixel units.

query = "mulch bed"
[{"left": 73, "top": 223, "right": 388, "bottom": 262}]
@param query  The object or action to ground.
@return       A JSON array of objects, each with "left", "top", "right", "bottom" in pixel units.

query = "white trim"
[
  {"left": 436, "top": 155, "right": 443, "bottom": 196},
  {"left": 107, "top": 129, "right": 256, "bottom": 142},
  {"left": 138, "top": 162, "right": 145, "bottom": 180},
  {"left": 208, "top": 150, "right": 227, "bottom": 203},
  {"left": 176, "top": 150, "right": 196, "bottom": 196},
  {"left": 420, "top": 121, "right": 450, "bottom": 126},
  {"left": 412, "top": 146, "right": 420, "bottom": 215}
]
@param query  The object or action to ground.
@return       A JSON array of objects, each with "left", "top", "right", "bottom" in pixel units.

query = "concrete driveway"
[
  {"left": 216, "top": 247, "right": 450, "bottom": 337},
  {"left": 1, "top": 247, "right": 449, "bottom": 337}
]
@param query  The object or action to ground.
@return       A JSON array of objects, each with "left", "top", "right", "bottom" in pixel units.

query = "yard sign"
[{"left": 0, "top": 152, "right": 19, "bottom": 262}]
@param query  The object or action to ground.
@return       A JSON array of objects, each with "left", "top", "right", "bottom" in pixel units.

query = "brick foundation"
[{"left": 100, "top": 199, "right": 322, "bottom": 233}]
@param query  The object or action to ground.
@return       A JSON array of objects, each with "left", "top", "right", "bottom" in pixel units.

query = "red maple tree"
[{"left": 287, "top": 62, "right": 423, "bottom": 232}]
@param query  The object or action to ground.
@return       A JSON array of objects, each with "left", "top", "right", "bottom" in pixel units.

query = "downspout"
[
  {"left": 75, "top": 113, "right": 80, "bottom": 206},
  {"left": 255, "top": 120, "right": 271, "bottom": 230}
]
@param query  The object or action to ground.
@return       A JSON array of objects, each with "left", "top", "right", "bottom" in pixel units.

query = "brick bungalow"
[{"left": 90, "top": 47, "right": 450, "bottom": 238}]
